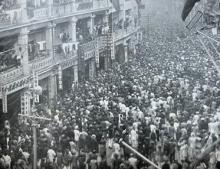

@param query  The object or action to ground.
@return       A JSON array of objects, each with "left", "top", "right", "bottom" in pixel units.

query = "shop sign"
[
  {"left": 58, "top": 65, "right": 63, "bottom": 90},
  {"left": 33, "top": 72, "right": 39, "bottom": 103}
]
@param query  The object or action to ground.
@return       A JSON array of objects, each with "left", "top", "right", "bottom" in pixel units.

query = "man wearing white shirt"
[
  {"left": 74, "top": 126, "right": 80, "bottom": 143},
  {"left": 47, "top": 148, "right": 56, "bottom": 163}
]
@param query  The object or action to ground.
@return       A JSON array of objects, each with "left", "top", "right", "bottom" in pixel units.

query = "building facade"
[{"left": 0, "top": 0, "right": 143, "bottom": 124}]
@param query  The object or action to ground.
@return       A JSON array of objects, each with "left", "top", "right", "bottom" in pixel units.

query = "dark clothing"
[{"left": 162, "top": 163, "right": 170, "bottom": 169}]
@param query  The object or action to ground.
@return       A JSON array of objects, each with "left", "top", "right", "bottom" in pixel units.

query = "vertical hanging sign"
[
  {"left": 2, "top": 93, "right": 7, "bottom": 113},
  {"left": 33, "top": 72, "right": 39, "bottom": 103},
  {"left": 21, "top": 91, "right": 31, "bottom": 115},
  {"left": 58, "top": 65, "right": 63, "bottom": 90},
  {"left": 95, "top": 40, "right": 100, "bottom": 68},
  {"left": 111, "top": 36, "right": 115, "bottom": 60}
]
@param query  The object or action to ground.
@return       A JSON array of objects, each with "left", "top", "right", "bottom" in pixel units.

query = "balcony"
[
  {"left": 32, "top": 0, "right": 110, "bottom": 19},
  {"left": 54, "top": 42, "right": 78, "bottom": 64},
  {"left": 27, "top": 6, "right": 49, "bottom": 20},
  {"left": 94, "top": 0, "right": 109, "bottom": 9},
  {"left": 30, "top": 56, "right": 54, "bottom": 72},
  {"left": 0, "top": 0, "right": 110, "bottom": 27},
  {"left": 0, "top": 67, "right": 24, "bottom": 85},
  {"left": 33, "top": 7, "right": 48, "bottom": 19},
  {"left": 97, "top": 35, "right": 107, "bottom": 51},
  {"left": 0, "top": 8, "right": 22, "bottom": 28},
  {"left": 52, "top": 1, "right": 74, "bottom": 17},
  {"left": 113, "top": 26, "right": 139, "bottom": 41}
]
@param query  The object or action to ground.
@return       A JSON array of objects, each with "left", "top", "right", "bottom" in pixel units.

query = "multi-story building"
[{"left": 0, "top": 0, "right": 142, "bottom": 124}]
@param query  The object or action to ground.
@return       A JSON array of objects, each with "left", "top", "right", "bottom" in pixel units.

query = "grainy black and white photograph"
[{"left": 0, "top": 0, "right": 220, "bottom": 169}]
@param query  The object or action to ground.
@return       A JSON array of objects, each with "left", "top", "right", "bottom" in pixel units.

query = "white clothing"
[
  {"left": 74, "top": 129, "right": 80, "bottom": 142},
  {"left": 47, "top": 149, "right": 56, "bottom": 163}
]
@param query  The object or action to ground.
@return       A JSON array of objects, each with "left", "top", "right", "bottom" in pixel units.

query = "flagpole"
[
  {"left": 197, "top": 30, "right": 220, "bottom": 44},
  {"left": 119, "top": 139, "right": 161, "bottom": 169}
]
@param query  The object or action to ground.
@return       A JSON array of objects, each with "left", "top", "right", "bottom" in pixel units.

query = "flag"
[{"left": 181, "top": 0, "right": 201, "bottom": 21}]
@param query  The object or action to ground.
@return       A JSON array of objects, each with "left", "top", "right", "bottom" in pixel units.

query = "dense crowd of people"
[
  {"left": 1, "top": 0, "right": 220, "bottom": 167},
  {"left": 0, "top": 27, "right": 220, "bottom": 169},
  {"left": 0, "top": 48, "right": 22, "bottom": 73}
]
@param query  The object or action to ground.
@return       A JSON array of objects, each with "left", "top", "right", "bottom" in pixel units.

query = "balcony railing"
[
  {"left": 0, "top": 0, "right": 109, "bottom": 26},
  {"left": 0, "top": 8, "right": 22, "bottom": 27},
  {"left": 113, "top": 26, "right": 139, "bottom": 41},
  {"left": 52, "top": 1, "right": 74, "bottom": 17},
  {"left": 93, "top": 0, "right": 108, "bottom": 9},
  {"left": 54, "top": 43, "right": 78, "bottom": 64},
  {"left": 0, "top": 67, "right": 23, "bottom": 85},
  {"left": 76, "top": 0, "right": 93, "bottom": 11},
  {"left": 0, "top": 13, "right": 11, "bottom": 26},
  {"left": 33, "top": 0, "right": 109, "bottom": 19},
  {"left": 33, "top": 7, "right": 49, "bottom": 19},
  {"left": 30, "top": 56, "right": 54, "bottom": 72}
]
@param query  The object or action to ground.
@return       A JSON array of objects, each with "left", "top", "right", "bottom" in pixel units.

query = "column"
[
  {"left": 70, "top": 17, "right": 78, "bottom": 42},
  {"left": 89, "top": 60, "right": 96, "bottom": 79},
  {"left": 139, "top": 32, "right": 143, "bottom": 42},
  {"left": 123, "top": 0, "right": 126, "bottom": 31},
  {"left": 74, "top": 65, "right": 78, "bottom": 83},
  {"left": 104, "top": 11, "right": 109, "bottom": 27},
  {"left": 48, "top": 0, "right": 53, "bottom": 17},
  {"left": 48, "top": 74, "right": 57, "bottom": 106},
  {"left": 124, "top": 44, "right": 128, "bottom": 63},
  {"left": 2, "top": 93, "right": 7, "bottom": 114},
  {"left": 18, "top": 28, "right": 29, "bottom": 76},
  {"left": 90, "top": 14, "right": 95, "bottom": 34},
  {"left": 104, "top": 56, "right": 108, "bottom": 70},
  {"left": 46, "top": 22, "right": 55, "bottom": 58},
  {"left": 133, "top": 39, "right": 136, "bottom": 55},
  {"left": 21, "top": 0, "right": 28, "bottom": 22},
  {"left": 92, "top": 60, "right": 96, "bottom": 78}
]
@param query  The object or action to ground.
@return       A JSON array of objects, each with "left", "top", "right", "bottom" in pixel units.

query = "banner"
[
  {"left": 21, "top": 91, "right": 31, "bottom": 115},
  {"left": 111, "top": 37, "right": 115, "bottom": 60},
  {"left": 95, "top": 40, "right": 100, "bottom": 68},
  {"left": 2, "top": 93, "right": 7, "bottom": 113},
  {"left": 58, "top": 65, "right": 63, "bottom": 90},
  {"left": 33, "top": 72, "right": 39, "bottom": 103}
]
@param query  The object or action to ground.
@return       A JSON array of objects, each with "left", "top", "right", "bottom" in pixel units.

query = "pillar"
[
  {"left": 21, "top": 0, "right": 28, "bottom": 22},
  {"left": 70, "top": 17, "right": 78, "bottom": 42},
  {"left": 133, "top": 43, "right": 136, "bottom": 55},
  {"left": 2, "top": 93, "right": 7, "bottom": 113},
  {"left": 104, "top": 11, "right": 109, "bottom": 27},
  {"left": 139, "top": 32, "right": 143, "bottom": 42},
  {"left": 123, "top": 0, "right": 126, "bottom": 30},
  {"left": 90, "top": 14, "right": 95, "bottom": 34},
  {"left": 46, "top": 22, "right": 55, "bottom": 58},
  {"left": 124, "top": 44, "right": 128, "bottom": 63},
  {"left": 33, "top": 124, "right": 37, "bottom": 169},
  {"left": 18, "top": 28, "right": 29, "bottom": 76},
  {"left": 48, "top": 0, "right": 53, "bottom": 17},
  {"left": 89, "top": 60, "right": 95, "bottom": 79},
  {"left": 48, "top": 74, "right": 57, "bottom": 106},
  {"left": 74, "top": 65, "right": 78, "bottom": 82},
  {"left": 104, "top": 56, "right": 108, "bottom": 70}
]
